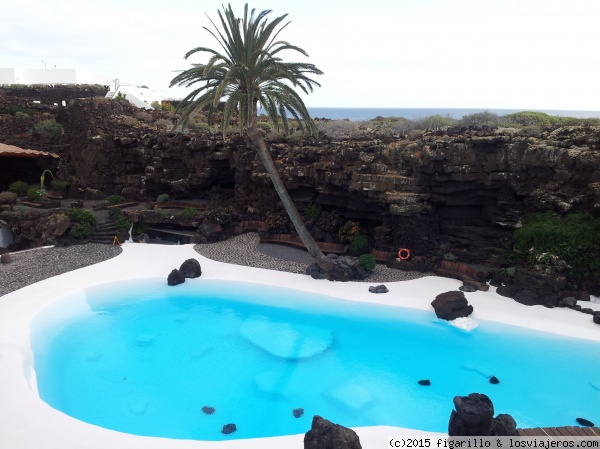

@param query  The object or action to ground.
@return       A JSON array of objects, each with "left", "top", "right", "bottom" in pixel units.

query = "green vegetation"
[
  {"left": 303, "top": 202, "right": 322, "bottom": 221},
  {"left": 107, "top": 195, "right": 126, "bottom": 204},
  {"left": 359, "top": 253, "right": 376, "bottom": 272},
  {"left": 316, "top": 110, "right": 600, "bottom": 139},
  {"left": 8, "top": 180, "right": 29, "bottom": 196},
  {"left": 510, "top": 212, "right": 600, "bottom": 285},
  {"left": 26, "top": 186, "right": 42, "bottom": 201},
  {"left": 109, "top": 208, "right": 131, "bottom": 232},
  {"left": 203, "top": 207, "right": 232, "bottom": 227},
  {"left": 3, "top": 105, "right": 34, "bottom": 116},
  {"left": 31, "top": 118, "right": 63, "bottom": 140},
  {"left": 70, "top": 222, "right": 93, "bottom": 239},
  {"left": 349, "top": 233, "right": 370, "bottom": 256},
  {"left": 156, "top": 193, "right": 169, "bottom": 203},
  {"left": 50, "top": 179, "right": 67, "bottom": 193},
  {"left": 443, "top": 252, "right": 458, "bottom": 261},
  {"left": 154, "top": 207, "right": 169, "bottom": 217},
  {"left": 68, "top": 208, "right": 96, "bottom": 226},
  {"left": 181, "top": 208, "right": 197, "bottom": 219},
  {"left": 170, "top": 3, "right": 333, "bottom": 273}
]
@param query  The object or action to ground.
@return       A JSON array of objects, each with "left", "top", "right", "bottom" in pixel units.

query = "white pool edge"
[{"left": 1, "top": 242, "right": 598, "bottom": 449}]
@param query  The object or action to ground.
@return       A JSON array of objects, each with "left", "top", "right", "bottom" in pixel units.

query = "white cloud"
[{"left": 0, "top": 0, "right": 598, "bottom": 110}]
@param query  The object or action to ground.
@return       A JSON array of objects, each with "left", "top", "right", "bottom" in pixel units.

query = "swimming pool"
[{"left": 30, "top": 278, "right": 600, "bottom": 441}]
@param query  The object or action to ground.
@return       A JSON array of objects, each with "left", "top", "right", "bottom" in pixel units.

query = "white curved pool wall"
[{"left": 1, "top": 243, "right": 599, "bottom": 449}]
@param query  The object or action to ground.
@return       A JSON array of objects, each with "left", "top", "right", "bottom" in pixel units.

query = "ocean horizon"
[{"left": 258, "top": 107, "right": 600, "bottom": 122}]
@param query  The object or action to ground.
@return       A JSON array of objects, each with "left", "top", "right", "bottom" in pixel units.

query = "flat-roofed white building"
[{"left": 0, "top": 68, "right": 164, "bottom": 109}]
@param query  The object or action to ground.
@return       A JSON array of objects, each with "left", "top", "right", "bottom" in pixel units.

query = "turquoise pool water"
[{"left": 31, "top": 279, "right": 600, "bottom": 441}]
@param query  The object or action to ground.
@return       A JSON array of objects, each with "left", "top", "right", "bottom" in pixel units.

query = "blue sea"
[{"left": 260, "top": 107, "right": 600, "bottom": 121}]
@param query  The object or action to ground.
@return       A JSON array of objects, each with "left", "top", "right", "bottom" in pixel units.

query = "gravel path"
[
  {"left": 0, "top": 232, "right": 428, "bottom": 297},
  {"left": 194, "top": 233, "right": 428, "bottom": 282},
  {"left": 0, "top": 244, "right": 122, "bottom": 297}
]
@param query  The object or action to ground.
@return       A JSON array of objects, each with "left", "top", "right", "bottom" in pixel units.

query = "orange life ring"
[{"left": 398, "top": 248, "right": 411, "bottom": 260}]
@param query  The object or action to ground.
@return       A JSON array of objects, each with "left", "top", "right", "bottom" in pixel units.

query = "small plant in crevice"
[
  {"left": 156, "top": 193, "right": 170, "bottom": 203},
  {"left": 154, "top": 208, "right": 169, "bottom": 218},
  {"left": 303, "top": 201, "right": 322, "bottom": 221},
  {"left": 108, "top": 195, "right": 126, "bottom": 204},
  {"left": 443, "top": 252, "right": 458, "bottom": 261},
  {"left": 181, "top": 208, "right": 197, "bottom": 219}
]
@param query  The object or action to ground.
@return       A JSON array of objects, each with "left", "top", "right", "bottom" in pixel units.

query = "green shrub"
[
  {"left": 500, "top": 111, "right": 558, "bottom": 129},
  {"left": 303, "top": 201, "right": 322, "bottom": 221},
  {"left": 203, "top": 207, "right": 232, "bottom": 227},
  {"left": 31, "top": 118, "right": 63, "bottom": 140},
  {"left": 156, "top": 193, "right": 169, "bottom": 203},
  {"left": 316, "top": 120, "right": 361, "bottom": 139},
  {"left": 4, "top": 105, "right": 34, "bottom": 116},
  {"left": 457, "top": 111, "right": 500, "bottom": 128},
  {"left": 154, "top": 207, "right": 169, "bottom": 217},
  {"left": 349, "top": 232, "right": 370, "bottom": 256},
  {"left": 26, "top": 186, "right": 42, "bottom": 201},
  {"left": 0, "top": 191, "right": 18, "bottom": 204},
  {"left": 8, "top": 181, "right": 29, "bottom": 196},
  {"left": 108, "top": 195, "right": 126, "bottom": 204},
  {"left": 412, "top": 114, "right": 456, "bottom": 131},
  {"left": 50, "top": 179, "right": 67, "bottom": 193},
  {"left": 107, "top": 207, "right": 131, "bottom": 232},
  {"left": 182, "top": 207, "right": 197, "bottom": 219},
  {"left": 257, "top": 121, "right": 272, "bottom": 132},
  {"left": 511, "top": 212, "right": 600, "bottom": 285},
  {"left": 70, "top": 222, "right": 93, "bottom": 239},
  {"left": 359, "top": 254, "right": 376, "bottom": 272},
  {"left": 68, "top": 208, "right": 96, "bottom": 226}
]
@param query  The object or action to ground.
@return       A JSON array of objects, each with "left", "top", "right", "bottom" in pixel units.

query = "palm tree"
[{"left": 170, "top": 3, "right": 334, "bottom": 273}]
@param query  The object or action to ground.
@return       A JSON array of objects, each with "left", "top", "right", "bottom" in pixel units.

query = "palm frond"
[{"left": 170, "top": 2, "right": 323, "bottom": 136}]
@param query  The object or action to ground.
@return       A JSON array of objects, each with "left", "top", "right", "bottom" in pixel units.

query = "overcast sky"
[{"left": 1, "top": 0, "right": 599, "bottom": 111}]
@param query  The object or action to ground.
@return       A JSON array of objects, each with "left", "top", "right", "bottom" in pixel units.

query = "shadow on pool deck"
[{"left": 256, "top": 242, "right": 315, "bottom": 265}]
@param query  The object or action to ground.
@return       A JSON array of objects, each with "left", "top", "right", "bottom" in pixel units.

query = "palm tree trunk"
[{"left": 246, "top": 124, "right": 334, "bottom": 273}]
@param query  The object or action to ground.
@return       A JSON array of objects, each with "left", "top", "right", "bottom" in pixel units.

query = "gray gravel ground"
[
  {"left": 0, "top": 232, "right": 428, "bottom": 297},
  {"left": 0, "top": 244, "right": 122, "bottom": 297},
  {"left": 194, "top": 233, "right": 429, "bottom": 282}
]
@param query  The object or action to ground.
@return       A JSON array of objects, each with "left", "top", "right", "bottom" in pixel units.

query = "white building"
[{"left": 0, "top": 68, "right": 164, "bottom": 109}]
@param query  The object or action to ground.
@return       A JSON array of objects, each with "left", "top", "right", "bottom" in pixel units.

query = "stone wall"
[
  {"left": 0, "top": 84, "right": 108, "bottom": 107},
  {"left": 4, "top": 92, "right": 600, "bottom": 271}
]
